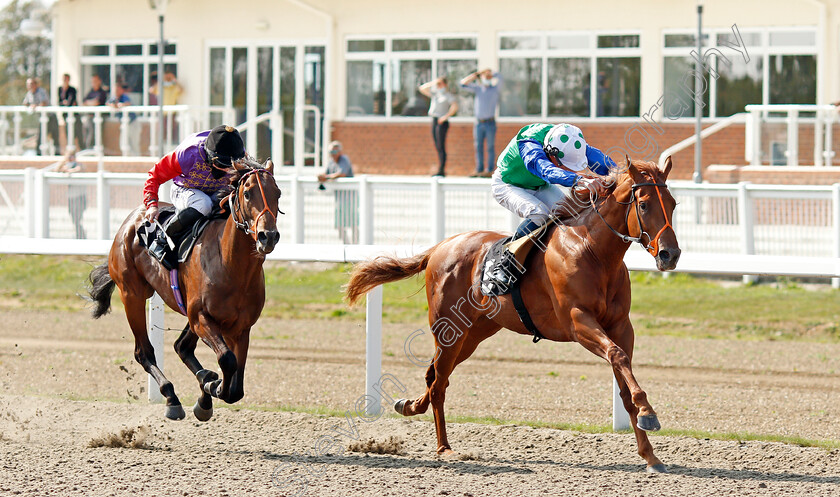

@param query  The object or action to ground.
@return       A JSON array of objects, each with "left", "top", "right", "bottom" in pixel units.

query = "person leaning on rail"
[
  {"left": 142, "top": 125, "right": 247, "bottom": 244},
  {"left": 489, "top": 123, "right": 616, "bottom": 286}
]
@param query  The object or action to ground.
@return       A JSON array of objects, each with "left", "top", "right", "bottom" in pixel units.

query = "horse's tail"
[
  {"left": 345, "top": 245, "right": 438, "bottom": 305},
  {"left": 87, "top": 262, "right": 115, "bottom": 319}
]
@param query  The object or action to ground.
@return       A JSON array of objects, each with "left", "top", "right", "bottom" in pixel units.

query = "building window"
[
  {"left": 345, "top": 35, "right": 478, "bottom": 119},
  {"left": 498, "top": 31, "right": 641, "bottom": 118},
  {"left": 662, "top": 28, "right": 817, "bottom": 119},
  {"left": 80, "top": 40, "right": 177, "bottom": 106}
]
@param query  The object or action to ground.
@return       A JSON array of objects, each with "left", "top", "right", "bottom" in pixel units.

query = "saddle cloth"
[{"left": 137, "top": 205, "right": 227, "bottom": 270}]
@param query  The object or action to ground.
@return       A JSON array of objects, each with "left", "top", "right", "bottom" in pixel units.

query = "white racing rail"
[{"left": 3, "top": 238, "right": 839, "bottom": 431}]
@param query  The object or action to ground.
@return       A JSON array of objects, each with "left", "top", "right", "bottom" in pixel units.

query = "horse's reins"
[
  {"left": 228, "top": 168, "right": 284, "bottom": 241},
  {"left": 589, "top": 181, "right": 673, "bottom": 256}
]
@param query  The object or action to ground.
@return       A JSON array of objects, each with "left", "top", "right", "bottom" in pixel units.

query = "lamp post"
[
  {"left": 149, "top": 0, "right": 169, "bottom": 157},
  {"left": 694, "top": 1, "right": 704, "bottom": 183}
]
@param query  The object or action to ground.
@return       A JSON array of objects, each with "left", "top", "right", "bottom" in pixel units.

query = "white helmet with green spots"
[{"left": 543, "top": 123, "right": 588, "bottom": 172}]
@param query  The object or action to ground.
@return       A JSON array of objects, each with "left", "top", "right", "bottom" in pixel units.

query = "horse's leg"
[
  {"left": 123, "top": 293, "right": 185, "bottom": 420},
  {"left": 194, "top": 313, "right": 239, "bottom": 404},
  {"left": 226, "top": 329, "right": 250, "bottom": 404},
  {"left": 173, "top": 324, "right": 216, "bottom": 421},
  {"left": 573, "top": 310, "right": 661, "bottom": 434},
  {"left": 610, "top": 321, "right": 666, "bottom": 472}
]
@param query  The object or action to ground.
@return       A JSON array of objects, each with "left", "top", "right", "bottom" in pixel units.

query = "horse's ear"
[
  {"left": 232, "top": 159, "right": 248, "bottom": 172},
  {"left": 661, "top": 155, "right": 673, "bottom": 179},
  {"left": 626, "top": 156, "right": 645, "bottom": 183},
  {"left": 264, "top": 158, "right": 274, "bottom": 174}
]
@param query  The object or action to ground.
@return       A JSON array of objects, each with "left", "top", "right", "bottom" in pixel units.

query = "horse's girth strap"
[{"left": 511, "top": 284, "right": 545, "bottom": 343}]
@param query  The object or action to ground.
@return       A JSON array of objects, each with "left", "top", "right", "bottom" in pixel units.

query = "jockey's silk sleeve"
[
  {"left": 143, "top": 151, "right": 182, "bottom": 208},
  {"left": 518, "top": 140, "right": 579, "bottom": 187},
  {"left": 586, "top": 145, "right": 617, "bottom": 175}
]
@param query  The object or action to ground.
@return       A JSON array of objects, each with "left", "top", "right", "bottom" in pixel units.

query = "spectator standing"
[
  {"left": 22, "top": 77, "right": 59, "bottom": 155},
  {"left": 82, "top": 74, "right": 108, "bottom": 149},
  {"left": 58, "top": 73, "right": 82, "bottom": 151},
  {"left": 460, "top": 69, "right": 503, "bottom": 177},
  {"left": 57, "top": 146, "right": 87, "bottom": 239},
  {"left": 317, "top": 141, "right": 358, "bottom": 244},
  {"left": 107, "top": 84, "right": 138, "bottom": 154},
  {"left": 419, "top": 77, "right": 458, "bottom": 177}
]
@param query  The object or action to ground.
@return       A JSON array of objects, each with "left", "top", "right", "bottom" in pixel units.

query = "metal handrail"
[{"left": 658, "top": 113, "right": 747, "bottom": 170}]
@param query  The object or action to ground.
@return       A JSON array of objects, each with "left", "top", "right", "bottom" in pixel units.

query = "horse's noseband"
[
  {"left": 591, "top": 181, "right": 673, "bottom": 256},
  {"left": 228, "top": 168, "right": 283, "bottom": 241}
]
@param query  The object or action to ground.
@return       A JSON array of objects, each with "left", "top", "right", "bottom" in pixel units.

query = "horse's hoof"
[
  {"left": 647, "top": 463, "right": 668, "bottom": 474},
  {"left": 637, "top": 414, "right": 661, "bottom": 432},
  {"left": 164, "top": 404, "right": 186, "bottom": 420},
  {"left": 193, "top": 400, "right": 213, "bottom": 422},
  {"left": 437, "top": 448, "right": 456, "bottom": 457},
  {"left": 393, "top": 398, "right": 408, "bottom": 416}
]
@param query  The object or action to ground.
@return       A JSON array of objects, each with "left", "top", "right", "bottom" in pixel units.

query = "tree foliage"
[{"left": 0, "top": 0, "right": 51, "bottom": 104}]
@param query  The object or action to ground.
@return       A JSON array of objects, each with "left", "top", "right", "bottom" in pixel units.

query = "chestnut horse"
[
  {"left": 346, "top": 157, "right": 679, "bottom": 473},
  {"left": 87, "top": 159, "right": 281, "bottom": 421}
]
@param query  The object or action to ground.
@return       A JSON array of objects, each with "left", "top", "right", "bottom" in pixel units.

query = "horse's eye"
[
  {"left": 243, "top": 190, "right": 250, "bottom": 201},
  {"left": 639, "top": 201, "right": 647, "bottom": 211}
]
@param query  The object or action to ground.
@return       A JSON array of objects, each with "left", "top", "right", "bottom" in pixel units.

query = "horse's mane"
[
  {"left": 549, "top": 158, "right": 663, "bottom": 228},
  {"left": 228, "top": 157, "right": 270, "bottom": 185}
]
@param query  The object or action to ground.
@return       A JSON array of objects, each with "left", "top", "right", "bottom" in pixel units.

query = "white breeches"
[
  {"left": 491, "top": 171, "right": 569, "bottom": 224},
  {"left": 170, "top": 184, "right": 213, "bottom": 216}
]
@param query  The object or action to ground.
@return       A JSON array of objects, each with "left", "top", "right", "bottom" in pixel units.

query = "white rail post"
[
  {"left": 430, "top": 176, "right": 445, "bottom": 243},
  {"left": 38, "top": 110, "right": 49, "bottom": 156},
  {"left": 826, "top": 111, "right": 835, "bottom": 168},
  {"left": 96, "top": 169, "right": 110, "bottom": 240},
  {"left": 786, "top": 109, "right": 799, "bottom": 167},
  {"left": 148, "top": 113, "right": 160, "bottom": 157},
  {"left": 0, "top": 111, "right": 8, "bottom": 154},
  {"left": 833, "top": 183, "right": 840, "bottom": 289},
  {"left": 119, "top": 113, "right": 130, "bottom": 156},
  {"left": 93, "top": 111, "right": 104, "bottom": 165},
  {"left": 612, "top": 377, "right": 630, "bottom": 431},
  {"left": 12, "top": 111, "right": 23, "bottom": 155},
  {"left": 147, "top": 292, "right": 165, "bottom": 403},
  {"left": 270, "top": 111, "right": 282, "bottom": 165},
  {"left": 365, "top": 285, "right": 383, "bottom": 416},
  {"left": 66, "top": 110, "right": 77, "bottom": 151},
  {"left": 22, "top": 168, "right": 34, "bottom": 238},
  {"left": 738, "top": 182, "right": 757, "bottom": 284},
  {"left": 749, "top": 108, "right": 761, "bottom": 166},
  {"left": 33, "top": 169, "right": 48, "bottom": 238},
  {"left": 358, "top": 175, "right": 374, "bottom": 245},
  {"left": 814, "top": 109, "right": 824, "bottom": 167},
  {"left": 291, "top": 175, "right": 305, "bottom": 243}
]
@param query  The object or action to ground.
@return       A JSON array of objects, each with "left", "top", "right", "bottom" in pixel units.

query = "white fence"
[{"left": 2, "top": 170, "right": 840, "bottom": 265}]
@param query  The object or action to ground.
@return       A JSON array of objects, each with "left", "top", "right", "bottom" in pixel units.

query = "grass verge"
[{"left": 1, "top": 255, "right": 838, "bottom": 342}]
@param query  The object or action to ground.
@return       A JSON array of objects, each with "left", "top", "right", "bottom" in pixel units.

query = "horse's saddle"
[{"left": 137, "top": 202, "right": 229, "bottom": 270}]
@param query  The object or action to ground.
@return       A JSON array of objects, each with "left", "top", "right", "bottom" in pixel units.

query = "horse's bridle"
[
  {"left": 590, "top": 181, "right": 673, "bottom": 256},
  {"left": 228, "top": 168, "right": 283, "bottom": 241}
]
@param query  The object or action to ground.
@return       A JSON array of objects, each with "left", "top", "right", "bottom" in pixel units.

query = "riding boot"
[
  {"left": 165, "top": 207, "right": 205, "bottom": 250},
  {"left": 491, "top": 218, "right": 543, "bottom": 288},
  {"left": 512, "top": 218, "right": 542, "bottom": 241}
]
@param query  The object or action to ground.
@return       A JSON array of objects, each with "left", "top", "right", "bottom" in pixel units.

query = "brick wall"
[{"left": 331, "top": 120, "right": 748, "bottom": 180}]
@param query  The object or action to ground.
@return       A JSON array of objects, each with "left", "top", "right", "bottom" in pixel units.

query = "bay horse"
[
  {"left": 345, "top": 157, "right": 679, "bottom": 473},
  {"left": 87, "top": 159, "right": 281, "bottom": 421}
]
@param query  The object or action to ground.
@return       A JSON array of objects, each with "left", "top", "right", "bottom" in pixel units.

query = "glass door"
[{"left": 206, "top": 42, "right": 325, "bottom": 171}]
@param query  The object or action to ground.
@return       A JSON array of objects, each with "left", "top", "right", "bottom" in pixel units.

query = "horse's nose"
[
  {"left": 257, "top": 230, "right": 280, "bottom": 253},
  {"left": 658, "top": 248, "right": 681, "bottom": 268}
]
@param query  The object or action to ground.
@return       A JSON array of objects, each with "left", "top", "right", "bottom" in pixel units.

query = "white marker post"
[
  {"left": 613, "top": 377, "right": 630, "bottom": 431},
  {"left": 147, "top": 292, "right": 165, "bottom": 403},
  {"left": 365, "top": 285, "right": 383, "bottom": 416}
]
